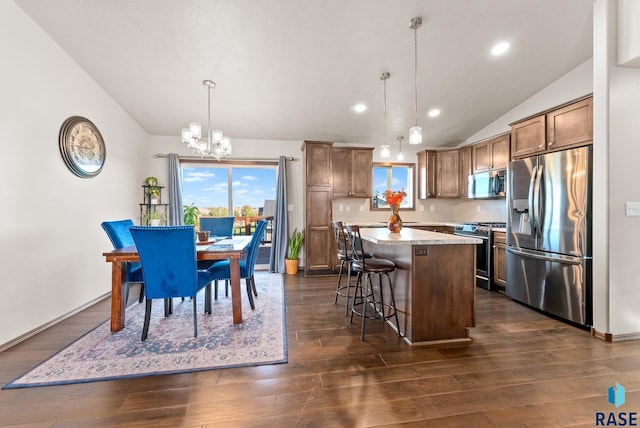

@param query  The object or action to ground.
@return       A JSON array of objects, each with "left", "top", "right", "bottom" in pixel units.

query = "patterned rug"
[{"left": 4, "top": 273, "right": 287, "bottom": 389}]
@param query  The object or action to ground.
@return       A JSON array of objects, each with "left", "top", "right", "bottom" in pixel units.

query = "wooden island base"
[{"left": 359, "top": 228, "right": 479, "bottom": 345}]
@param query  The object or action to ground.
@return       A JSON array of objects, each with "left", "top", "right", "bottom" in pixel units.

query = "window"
[
  {"left": 371, "top": 162, "right": 415, "bottom": 210},
  {"left": 181, "top": 162, "right": 277, "bottom": 217}
]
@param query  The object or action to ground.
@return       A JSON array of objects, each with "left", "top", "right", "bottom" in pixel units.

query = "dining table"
[{"left": 103, "top": 235, "right": 252, "bottom": 332}]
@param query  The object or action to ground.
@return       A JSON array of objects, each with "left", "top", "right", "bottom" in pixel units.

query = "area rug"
[{"left": 4, "top": 273, "right": 287, "bottom": 389}]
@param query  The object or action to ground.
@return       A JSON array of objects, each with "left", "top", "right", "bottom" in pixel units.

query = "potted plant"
[
  {"left": 285, "top": 228, "right": 304, "bottom": 275},
  {"left": 148, "top": 186, "right": 161, "bottom": 204},
  {"left": 142, "top": 210, "right": 165, "bottom": 226},
  {"left": 183, "top": 203, "right": 200, "bottom": 228},
  {"left": 144, "top": 176, "right": 158, "bottom": 187}
]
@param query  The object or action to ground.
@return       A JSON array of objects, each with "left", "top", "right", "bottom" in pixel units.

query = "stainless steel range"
[{"left": 453, "top": 222, "right": 506, "bottom": 290}]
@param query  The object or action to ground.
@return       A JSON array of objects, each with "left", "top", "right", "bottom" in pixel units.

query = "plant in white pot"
[
  {"left": 142, "top": 210, "right": 165, "bottom": 226},
  {"left": 285, "top": 228, "right": 304, "bottom": 275}
]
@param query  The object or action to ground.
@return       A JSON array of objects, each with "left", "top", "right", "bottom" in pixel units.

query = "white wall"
[
  {"left": 594, "top": 0, "right": 640, "bottom": 338},
  {"left": 0, "top": 2, "right": 149, "bottom": 347}
]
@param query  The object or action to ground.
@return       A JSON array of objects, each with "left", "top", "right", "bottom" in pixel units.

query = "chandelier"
[
  {"left": 409, "top": 17, "right": 423, "bottom": 145},
  {"left": 181, "top": 79, "right": 232, "bottom": 160},
  {"left": 380, "top": 72, "right": 391, "bottom": 159}
]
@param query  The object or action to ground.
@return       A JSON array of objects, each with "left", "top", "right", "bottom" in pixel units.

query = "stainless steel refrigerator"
[{"left": 506, "top": 146, "right": 592, "bottom": 326}]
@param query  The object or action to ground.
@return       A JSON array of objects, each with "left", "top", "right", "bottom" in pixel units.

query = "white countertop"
[
  {"left": 346, "top": 221, "right": 456, "bottom": 228},
  {"left": 359, "top": 227, "right": 482, "bottom": 246}
]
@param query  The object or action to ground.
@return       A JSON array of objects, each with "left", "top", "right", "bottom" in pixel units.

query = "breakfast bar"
[{"left": 357, "top": 227, "right": 482, "bottom": 345}]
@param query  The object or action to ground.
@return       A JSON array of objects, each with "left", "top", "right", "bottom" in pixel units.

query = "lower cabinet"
[{"left": 492, "top": 231, "right": 506, "bottom": 291}]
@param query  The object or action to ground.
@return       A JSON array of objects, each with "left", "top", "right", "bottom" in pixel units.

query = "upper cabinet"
[
  {"left": 546, "top": 97, "right": 593, "bottom": 151},
  {"left": 332, "top": 147, "right": 373, "bottom": 198},
  {"left": 472, "top": 133, "right": 510, "bottom": 172},
  {"left": 417, "top": 150, "right": 438, "bottom": 199},
  {"left": 436, "top": 149, "right": 460, "bottom": 198},
  {"left": 511, "top": 96, "right": 593, "bottom": 159},
  {"left": 458, "top": 146, "right": 472, "bottom": 198},
  {"left": 303, "top": 141, "right": 333, "bottom": 187}
]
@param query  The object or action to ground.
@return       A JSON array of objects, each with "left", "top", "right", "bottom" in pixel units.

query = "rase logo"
[{"left": 596, "top": 383, "right": 637, "bottom": 426}]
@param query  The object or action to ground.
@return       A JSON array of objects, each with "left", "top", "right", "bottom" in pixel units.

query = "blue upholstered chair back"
[
  {"left": 244, "top": 219, "right": 268, "bottom": 276},
  {"left": 130, "top": 226, "right": 200, "bottom": 300},
  {"left": 101, "top": 219, "right": 136, "bottom": 249},
  {"left": 199, "top": 217, "right": 235, "bottom": 238}
]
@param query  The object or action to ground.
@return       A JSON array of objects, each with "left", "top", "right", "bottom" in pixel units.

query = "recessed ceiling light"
[
  {"left": 428, "top": 108, "right": 441, "bottom": 118},
  {"left": 353, "top": 103, "right": 367, "bottom": 113},
  {"left": 491, "top": 41, "right": 510, "bottom": 56}
]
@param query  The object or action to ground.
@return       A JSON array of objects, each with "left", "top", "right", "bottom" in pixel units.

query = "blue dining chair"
[
  {"left": 197, "top": 217, "right": 236, "bottom": 272},
  {"left": 130, "top": 226, "right": 215, "bottom": 341},
  {"left": 101, "top": 219, "right": 144, "bottom": 304},
  {"left": 207, "top": 219, "right": 268, "bottom": 310},
  {"left": 199, "top": 217, "right": 235, "bottom": 239}
]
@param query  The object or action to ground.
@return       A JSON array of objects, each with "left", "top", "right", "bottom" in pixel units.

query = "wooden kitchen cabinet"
[
  {"left": 511, "top": 96, "right": 592, "bottom": 159},
  {"left": 472, "top": 133, "right": 510, "bottom": 172},
  {"left": 492, "top": 230, "right": 506, "bottom": 291},
  {"left": 458, "top": 146, "right": 472, "bottom": 198},
  {"left": 436, "top": 149, "right": 459, "bottom": 198},
  {"left": 546, "top": 96, "right": 593, "bottom": 151},
  {"left": 417, "top": 150, "right": 437, "bottom": 199},
  {"left": 332, "top": 147, "right": 373, "bottom": 198},
  {"left": 302, "top": 141, "right": 334, "bottom": 274}
]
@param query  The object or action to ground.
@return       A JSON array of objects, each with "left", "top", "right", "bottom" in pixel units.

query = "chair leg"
[
  {"left": 385, "top": 273, "right": 402, "bottom": 337},
  {"left": 334, "top": 259, "right": 345, "bottom": 304},
  {"left": 246, "top": 278, "right": 255, "bottom": 310},
  {"left": 250, "top": 276, "right": 258, "bottom": 297},
  {"left": 345, "top": 263, "right": 352, "bottom": 316},
  {"left": 164, "top": 298, "right": 173, "bottom": 317},
  {"left": 225, "top": 280, "right": 229, "bottom": 297},
  {"left": 204, "top": 284, "right": 212, "bottom": 314},
  {"left": 192, "top": 296, "right": 198, "bottom": 337},
  {"left": 360, "top": 273, "right": 372, "bottom": 340},
  {"left": 142, "top": 299, "right": 152, "bottom": 341},
  {"left": 349, "top": 272, "right": 363, "bottom": 325},
  {"left": 214, "top": 280, "right": 219, "bottom": 300},
  {"left": 138, "top": 283, "right": 144, "bottom": 303}
]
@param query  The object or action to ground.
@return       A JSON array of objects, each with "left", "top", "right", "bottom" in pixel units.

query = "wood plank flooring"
[{"left": 0, "top": 274, "right": 639, "bottom": 427}]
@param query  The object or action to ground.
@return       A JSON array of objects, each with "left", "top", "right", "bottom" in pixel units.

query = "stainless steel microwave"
[{"left": 468, "top": 169, "right": 506, "bottom": 199}]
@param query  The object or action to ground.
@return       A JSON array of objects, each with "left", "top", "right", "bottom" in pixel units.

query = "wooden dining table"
[{"left": 103, "top": 236, "right": 252, "bottom": 332}]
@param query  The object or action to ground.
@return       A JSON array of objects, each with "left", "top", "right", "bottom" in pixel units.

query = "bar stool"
[
  {"left": 332, "top": 221, "right": 372, "bottom": 315},
  {"left": 345, "top": 225, "right": 401, "bottom": 340}
]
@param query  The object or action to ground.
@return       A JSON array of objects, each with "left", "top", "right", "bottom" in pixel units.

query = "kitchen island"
[{"left": 357, "top": 227, "right": 482, "bottom": 345}]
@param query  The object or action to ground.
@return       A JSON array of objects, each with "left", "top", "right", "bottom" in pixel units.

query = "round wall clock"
[{"left": 58, "top": 116, "right": 106, "bottom": 178}]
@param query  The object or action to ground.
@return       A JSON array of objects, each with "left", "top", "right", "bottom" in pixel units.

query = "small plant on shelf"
[
  {"left": 141, "top": 210, "right": 165, "bottom": 226},
  {"left": 148, "top": 186, "right": 161, "bottom": 203},
  {"left": 144, "top": 176, "right": 158, "bottom": 186}
]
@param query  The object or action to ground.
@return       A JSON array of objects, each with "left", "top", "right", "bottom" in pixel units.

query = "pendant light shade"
[
  {"left": 409, "top": 17, "right": 423, "bottom": 145},
  {"left": 380, "top": 72, "right": 391, "bottom": 159},
  {"left": 396, "top": 136, "right": 405, "bottom": 161}
]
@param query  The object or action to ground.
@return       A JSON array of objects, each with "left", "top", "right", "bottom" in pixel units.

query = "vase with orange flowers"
[{"left": 384, "top": 189, "right": 407, "bottom": 233}]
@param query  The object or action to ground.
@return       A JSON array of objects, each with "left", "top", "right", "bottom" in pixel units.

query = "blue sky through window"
[{"left": 182, "top": 165, "right": 276, "bottom": 214}]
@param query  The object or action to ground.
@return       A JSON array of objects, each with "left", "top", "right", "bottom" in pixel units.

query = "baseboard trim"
[
  {"left": 0, "top": 292, "right": 111, "bottom": 352},
  {"left": 590, "top": 327, "right": 640, "bottom": 342}
]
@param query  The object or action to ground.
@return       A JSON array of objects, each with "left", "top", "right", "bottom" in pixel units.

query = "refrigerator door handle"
[
  {"left": 534, "top": 164, "right": 544, "bottom": 238},
  {"left": 507, "top": 246, "right": 583, "bottom": 265},
  {"left": 527, "top": 165, "right": 538, "bottom": 237}
]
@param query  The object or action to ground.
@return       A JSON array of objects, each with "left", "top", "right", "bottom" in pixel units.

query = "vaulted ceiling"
[{"left": 16, "top": 0, "right": 593, "bottom": 148}]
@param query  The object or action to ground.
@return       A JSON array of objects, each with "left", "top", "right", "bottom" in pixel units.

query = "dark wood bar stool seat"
[
  {"left": 332, "top": 221, "right": 371, "bottom": 315},
  {"left": 345, "top": 225, "right": 401, "bottom": 340}
]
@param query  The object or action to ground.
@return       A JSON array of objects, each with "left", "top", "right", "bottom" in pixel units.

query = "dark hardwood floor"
[{"left": 1, "top": 273, "right": 639, "bottom": 427}]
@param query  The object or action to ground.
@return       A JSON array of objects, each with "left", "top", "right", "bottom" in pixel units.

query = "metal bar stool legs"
[
  {"left": 333, "top": 256, "right": 353, "bottom": 315},
  {"left": 350, "top": 270, "right": 401, "bottom": 340}
]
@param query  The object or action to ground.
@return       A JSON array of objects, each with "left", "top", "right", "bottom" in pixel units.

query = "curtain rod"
[{"left": 155, "top": 153, "right": 295, "bottom": 162}]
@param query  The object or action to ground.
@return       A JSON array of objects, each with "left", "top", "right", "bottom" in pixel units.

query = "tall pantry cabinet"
[{"left": 302, "top": 141, "right": 334, "bottom": 274}]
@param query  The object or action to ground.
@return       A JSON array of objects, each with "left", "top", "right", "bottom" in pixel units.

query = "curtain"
[
  {"left": 167, "top": 153, "right": 183, "bottom": 225},
  {"left": 269, "top": 156, "right": 288, "bottom": 273}
]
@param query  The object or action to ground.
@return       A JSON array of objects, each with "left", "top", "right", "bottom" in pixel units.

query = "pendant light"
[
  {"left": 380, "top": 72, "right": 391, "bottom": 159},
  {"left": 409, "top": 17, "right": 423, "bottom": 145},
  {"left": 181, "top": 79, "right": 232, "bottom": 160},
  {"left": 396, "top": 136, "right": 405, "bottom": 161}
]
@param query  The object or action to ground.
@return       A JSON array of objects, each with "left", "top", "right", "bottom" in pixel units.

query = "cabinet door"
[
  {"left": 472, "top": 142, "right": 491, "bottom": 173},
  {"left": 305, "top": 187, "right": 333, "bottom": 272},
  {"left": 331, "top": 148, "right": 350, "bottom": 197},
  {"left": 350, "top": 149, "right": 373, "bottom": 197},
  {"left": 490, "top": 134, "right": 510, "bottom": 169},
  {"left": 304, "top": 142, "right": 333, "bottom": 187},
  {"left": 418, "top": 150, "right": 437, "bottom": 199},
  {"left": 547, "top": 97, "right": 593, "bottom": 151},
  {"left": 458, "top": 146, "right": 472, "bottom": 198},
  {"left": 437, "top": 149, "right": 459, "bottom": 198},
  {"left": 492, "top": 232, "right": 506, "bottom": 289},
  {"left": 510, "top": 115, "right": 546, "bottom": 159}
]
